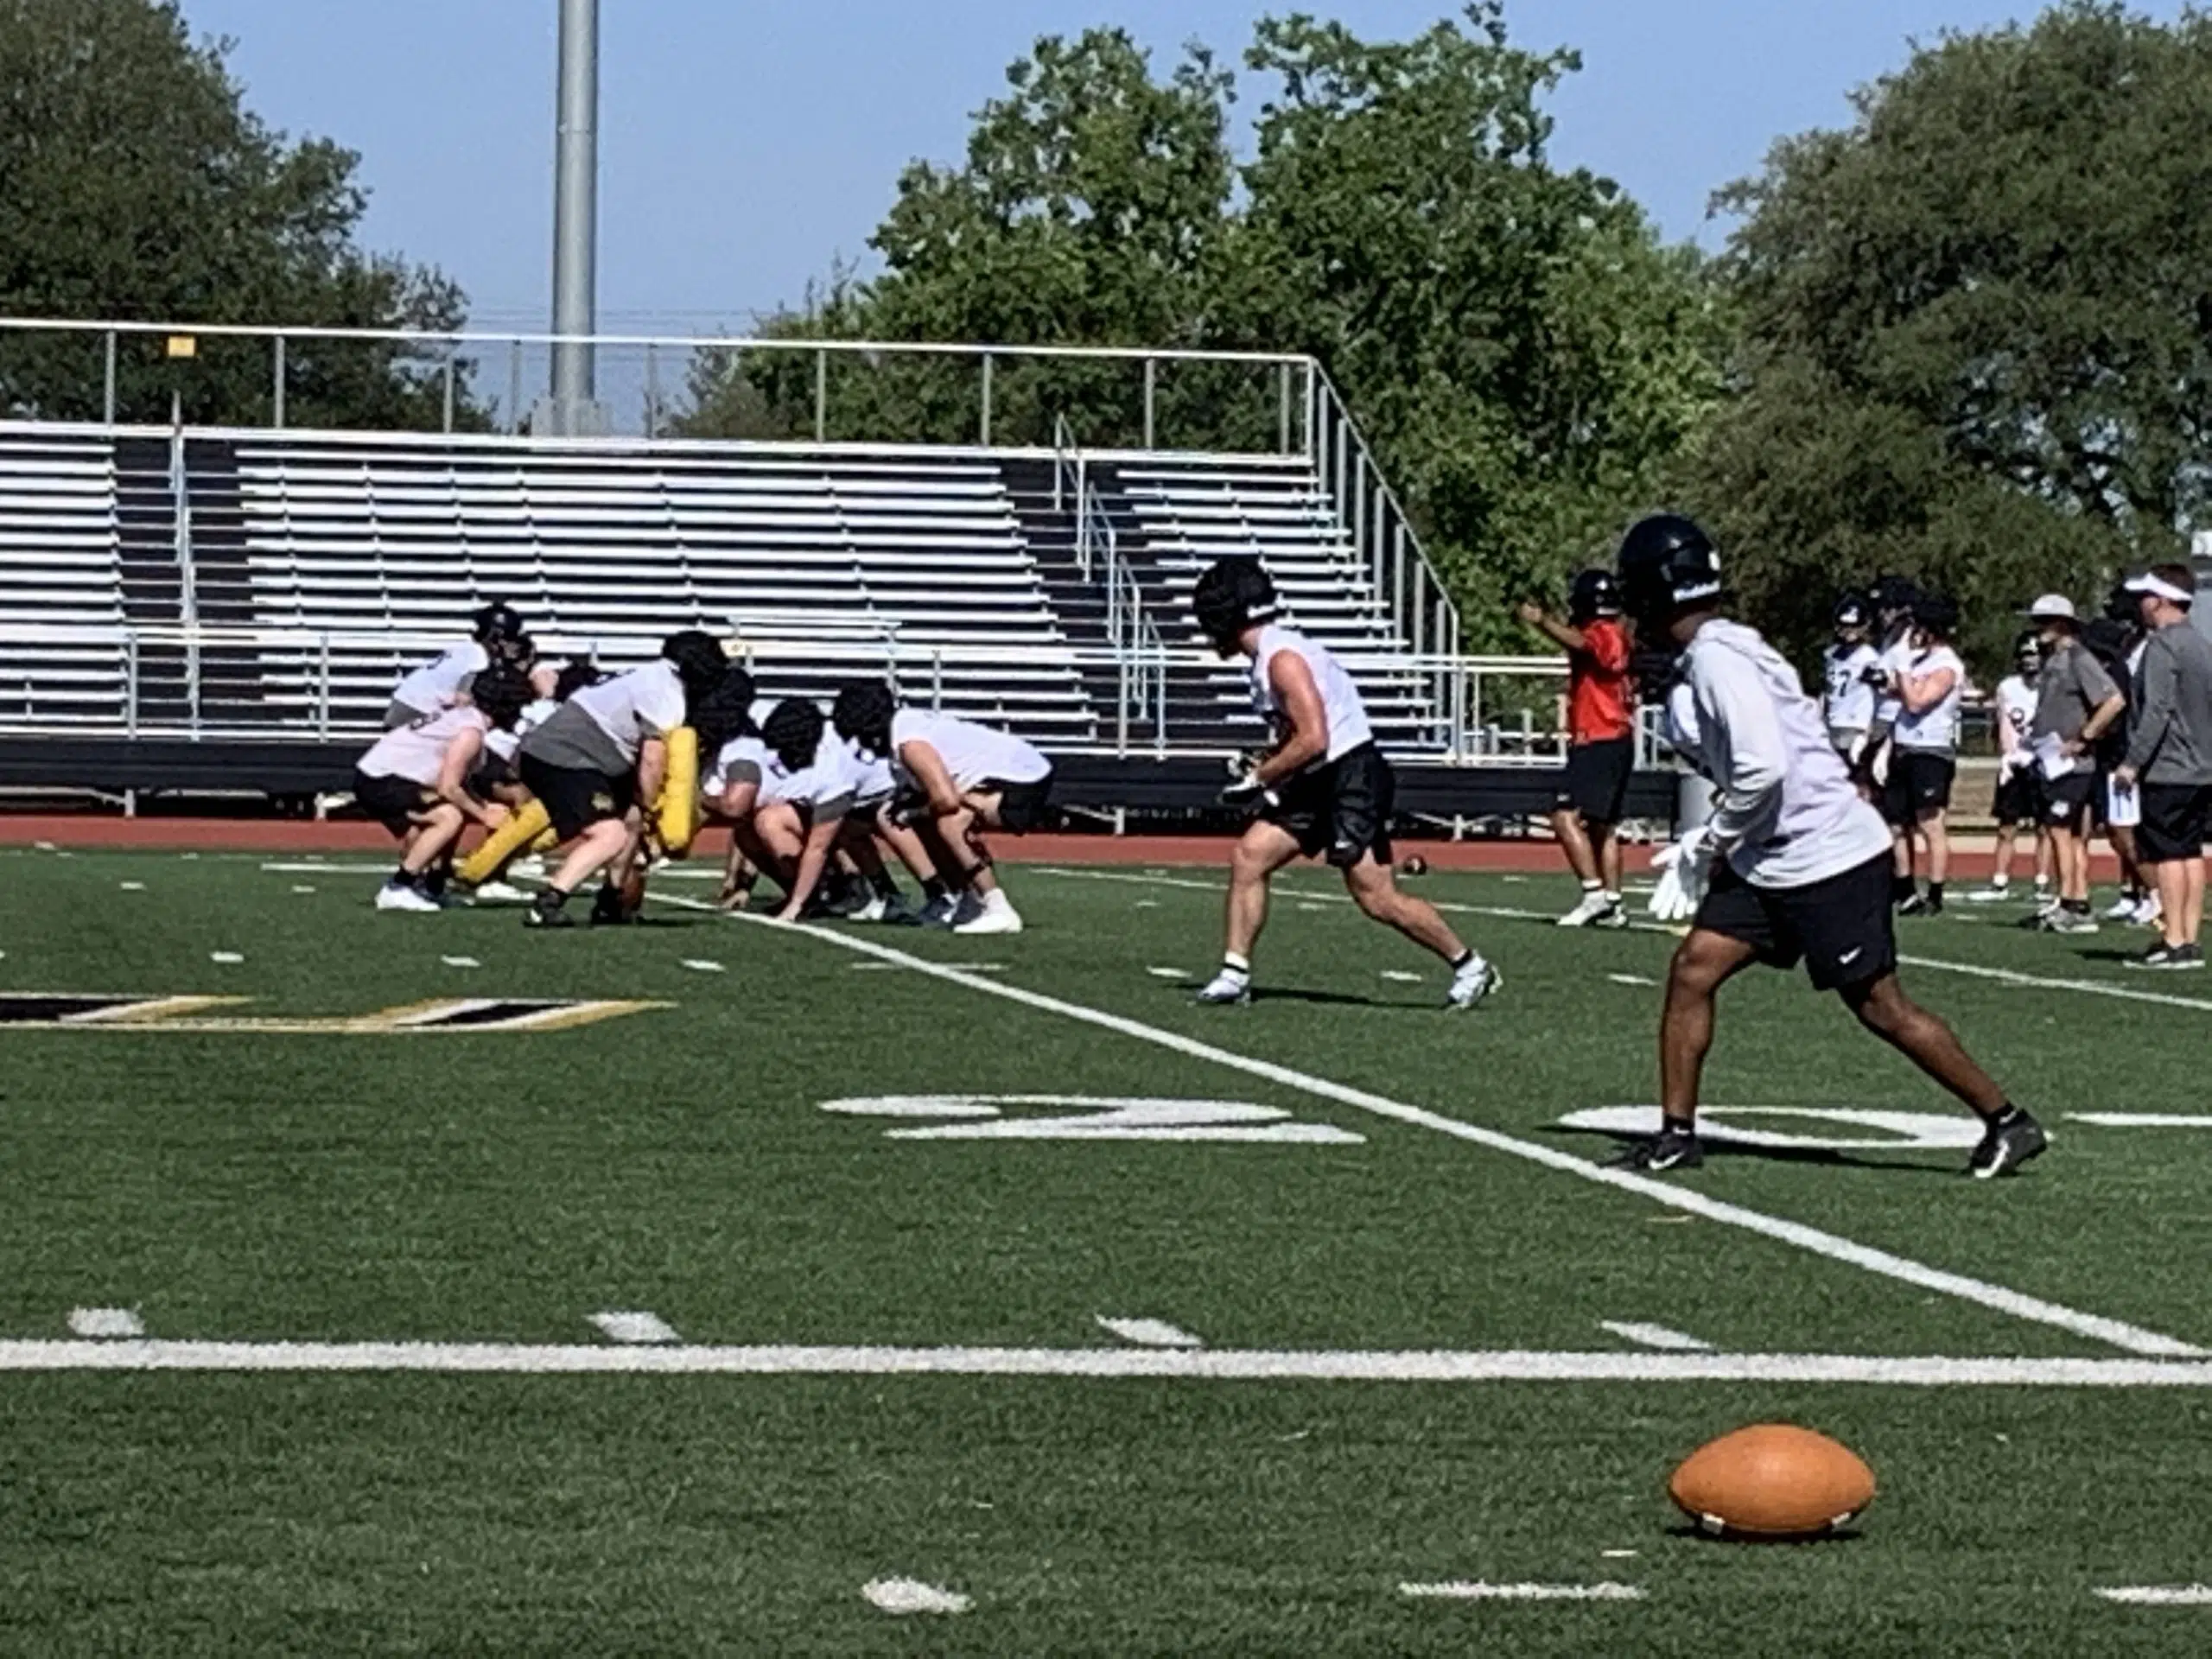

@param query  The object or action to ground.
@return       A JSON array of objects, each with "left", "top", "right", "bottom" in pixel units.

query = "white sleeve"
[
  {"left": 1690, "top": 647, "right": 1787, "bottom": 855},
  {"left": 642, "top": 667, "right": 686, "bottom": 739}
]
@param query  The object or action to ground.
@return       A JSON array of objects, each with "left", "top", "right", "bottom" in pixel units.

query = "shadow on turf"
[
  {"left": 1554, "top": 1128, "right": 1961, "bottom": 1177},
  {"left": 1665, "top": 1524, "right": 1866, "bottom": 1548}
]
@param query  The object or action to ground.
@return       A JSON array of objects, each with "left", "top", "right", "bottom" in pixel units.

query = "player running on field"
[
  {"left": 1188, "top": 557, "right": 1499, "bottom": 1009},
  {"left": 831, "top": 683, "right": 1053, "bottom": 936},
  {"left": 1516, "top": 568, "right": 1637, "bottom": 929},
  {"left": 354, "top": 663, "right": 531, "bottom": 912},
  {"left": 1614, "top": 515, "right": 2044, "bottom": 1179},
  {"left": 516, "top": 630, "right": 728, "bottom": 929},
  {"left": 385, "top": 601, "right": 531, "bottom": 728}
]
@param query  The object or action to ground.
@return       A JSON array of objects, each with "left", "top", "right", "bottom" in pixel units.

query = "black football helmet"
[
  {"left": 1868, "top": 575, "right": 1921, "bottom": 621},
  {"left": 1192, "top": 557, "right": 1281, "bottom": 651},
  {"left": 832, "top": 681, "right": 898, "bottom": 757},
  {"left": 468, "top": 663, "right": 533, "bottom": 732},
  {"left": 470, "top": 601, "right": 527, "bottom": 647},
  {"left": 1615, "top": 515, "right": 1723, "bottom": 628},
  {"left": 1568, "top": 567, "right": 1622, "bottom": 623},
  {"left": 1833, "top": 594, "right": 1871, "bottom": 632},
  {"left": 763, "top": 698, "right": 827, "bottom": 773},
  {"left": 1912, "top": 593, "right": 1961, "bottom": 638},
  {"left": 2013, "top": 629, "right": 2043, "bottom": 671},
  {"left": 661, "top": 630, "right": 729, "bottom": 709}
]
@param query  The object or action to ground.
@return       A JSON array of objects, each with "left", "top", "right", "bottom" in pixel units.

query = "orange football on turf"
[{"left": 1669, "top": 1424, "right": 1876, "bottom": 1540}]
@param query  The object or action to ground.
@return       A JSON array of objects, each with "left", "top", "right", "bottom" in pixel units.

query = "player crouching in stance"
[
  {"left": 704, "top": 696, "right": 863, "bottom": 923},
  {"left": 354, "top": 664, "right": 532, "bottom": 912},
  {"left": 1188, "top": 557, "right": 1499, "bottom": 1009},
  {"left": 1613, "top": 515, "right": 2044, "bottom": 1179},
  {"left": 515, "top": 630, "right": 728, "bottom": 929},
  {"left": 831, "top": 683, "right": 1052, "bottom": 935}
]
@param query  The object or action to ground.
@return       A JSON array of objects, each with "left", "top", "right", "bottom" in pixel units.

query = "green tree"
[
  {"left": 0, "top": 0, "right": 478, "bottom": 429},
  {"left": 1685, "top": 1, "right": 2208, "bottom": 671}
]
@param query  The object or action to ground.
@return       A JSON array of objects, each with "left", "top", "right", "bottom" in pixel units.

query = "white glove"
[{"left": 1649, "top": 826, "right": 1718, "bottom": 924}]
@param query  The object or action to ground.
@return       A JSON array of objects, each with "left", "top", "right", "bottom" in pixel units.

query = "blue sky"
[{"left": 179, "top": 1, "right": 2183, "bottom": 338}]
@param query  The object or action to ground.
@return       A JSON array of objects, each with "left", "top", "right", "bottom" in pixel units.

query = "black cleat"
[
  {"left": 588, "top": 884, "right": 632, "bottom": 926},
  {"left": 1611, "top": 1122, "right": 1704, "bottom": 1173},
  {"left": 1967, "top": 1109, "right": 2049, "bottom": 1180},
  {"left": 524, "top": 889, "right": 574, "bottom": 930},
  {"left": 1897, "top": 893, "right": 1931, "bottom": 918}
]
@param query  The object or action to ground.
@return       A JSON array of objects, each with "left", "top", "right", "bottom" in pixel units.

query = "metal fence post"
[
  {"left": 442, "top": 354, "right": 457, "bottom": 435},
  {"left": 124, "top": 633, "right": 138, "bottom": 738},
  {"left": 273, "top": 335, "right": 287, "bottom": 429},
  {"left": 316, "top": 632, "right": 331, "bottom": 739},
  {"left": 1142, "top": 357, "right": 1157, "bottom": 449},
  {"left": 814, "top": 348, "right": 828, "bottom": 442},
  {"left": 980, "top": 353, "right": 994, "bottom": 446},
  {"left": 1278, "top": 362, "right": 1292, "bottom": 454},
  {"left": 930, "top": 649, "right": 943, "bottom": 711},
  {"left": 102, "top": 331, "right": 118, "bottom": 425},
  {"left": 507, "top": 340, "right": 524, "bottom": 434}
]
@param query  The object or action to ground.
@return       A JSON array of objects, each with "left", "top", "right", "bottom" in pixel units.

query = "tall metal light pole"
[{"left": 540, "top": 0, "right": 608, "bottom": 435}]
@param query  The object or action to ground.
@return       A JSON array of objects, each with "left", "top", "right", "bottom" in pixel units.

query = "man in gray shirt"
[
  {"left": 2113, "top": 564, "right": 2212, "bottom": 969},
  {"left": 2027, "top": 595, "right": 2126, "bottom": 933}
]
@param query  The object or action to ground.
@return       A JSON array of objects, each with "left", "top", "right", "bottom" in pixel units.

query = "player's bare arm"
[{"left": 1254, "top": 652, "right": 1328, "bottom": 784}]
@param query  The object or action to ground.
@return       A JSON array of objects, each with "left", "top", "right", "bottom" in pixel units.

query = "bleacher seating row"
[{"left": 0, "top": 423, "right": 1446, "bottom": 753}]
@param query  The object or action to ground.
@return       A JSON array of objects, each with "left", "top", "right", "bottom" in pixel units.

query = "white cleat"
[
  {"left": 375, "top": 880, "right": 441, "bottom": 913},
  {"left": 1556, "top": 891, "right": 1620, "bottom": 929},
  {"left": 1448, "top": 956, "right": 1502, "bottom": 1009},
  {"left": 849, "top": 894, "right": 890, "bottom": 924},
  {"left": 2132, "top": 893, "right": 2165, "bottom": 929},
  {"left": 2105, "top": 893, "right": 2145, "bottom": 921},
  {"left": 953, "top": 890, "right": 1025, "bottom": 936},
  {"left": 472, "top": 880, "right": 528, "bottom": 905},
  {"left": 1194, "top": 968, "right": 1253, "bottom": 1006}
]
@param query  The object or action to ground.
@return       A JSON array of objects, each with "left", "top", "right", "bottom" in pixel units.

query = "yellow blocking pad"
[
  {"left": 458, "top": 798, "right": 551, "bottom": 886},
  {"left": 656, "top": 726, "right": 701, "bottom": 856}
]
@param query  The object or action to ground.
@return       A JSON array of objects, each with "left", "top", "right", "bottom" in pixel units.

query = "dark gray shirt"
[
  {"left": 2031, "top": 639, "right": 2120, "bottom": 776},
  {"left": 2125, "top": 621, "right": 2212, "bottom": 786}
]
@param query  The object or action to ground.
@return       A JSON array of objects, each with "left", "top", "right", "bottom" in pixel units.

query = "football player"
[
  {"left": 1880, "top": 594, "right": 1966, "bottom": 916},
  {"left": 705, "top": 697, "right": 860, "bottom": 923},
  {"left": 1821, "top": 595, "right": 1880, "bottom": 759},
  {"left": 1187, "top": 558, "right": 1499, "bottom": 1009},
  {"left": 1616, "top": 515, "right": 2044, "bottom": 1179},
  {"left": 1516, "top": 569, "right": 1637, "bottom": 928},
  {"left": 1857, "top": 575, "right": 1924, "bottom": 907},
  {"left": 354, "top": 663, "right": 531, "bottom": 912},
  {"left": 831, "top": 683, "right": 1052, "bottom": 936},
  {"left": 515, "top": 630, "right": 728, "bottom": 928},
  {"left": 1974, "top": 632, "right": 2051, "bottom": 906},
  {"left": 385, "top": 601, "right": 531, "bottom": 728}
]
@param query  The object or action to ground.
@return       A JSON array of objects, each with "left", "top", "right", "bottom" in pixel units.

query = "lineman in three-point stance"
[
  {"left": 1613, "top": 514, "right": 2045, "bottom": 1179},
  {"left": 1189, "top": 557, "right": 1499, "bottom": 1010}
]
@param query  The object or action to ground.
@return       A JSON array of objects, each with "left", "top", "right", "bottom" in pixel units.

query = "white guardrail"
[{"left": 0, "top": 623, "right": 1652, "bottom": 768}]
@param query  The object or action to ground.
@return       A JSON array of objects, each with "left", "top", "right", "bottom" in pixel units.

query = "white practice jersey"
[
  {"left": 1893, "top": 645, "right": 1965, "bottom": 753},
  {"left": 391, "top": 641, "right": 489, "bottom": 716},
  {"left": 1822, "top": 642, "right": 1879, "bottom": 734},
  {"left": 1871, "top": 632, "right": 1915, "bottom": 728},
  {"left": 1666, "top": 619, "right": 1893, "bottom": 890},
  {"left": 570, "top": 659, "right": 687, "bottom": 766},
  {"left": 359, "top": 705, "right": 489, "bottom": 786},
  {"left": 891, "top": 709, "right": 1051, "bottom": 790},
  {"left": 1994, "top": 675, "right": 2037, "bottom": 770},
  {"left": 706, "top": 731, "right": 855, "bottom": 809},
  {"left": 484, "top": 696, "right": 560, "bottom": 763},
  {"left": 844, "top": 734, "right": 896, "bottom": 803},
  {"left": 1249, "top": 624, "right": 1373, "bottom": 766}
]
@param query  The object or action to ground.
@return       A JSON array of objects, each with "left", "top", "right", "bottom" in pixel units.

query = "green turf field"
[{"left": 3, "top": 843, "right": 2212, "bottom": 1655}]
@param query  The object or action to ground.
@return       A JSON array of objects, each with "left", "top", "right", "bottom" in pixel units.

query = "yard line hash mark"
[
  {"left": 1600, "top": 1320, "right": 1714, "bottom": 1352},
  {"left": 441, "top": 956, "right": 480, "bottom": 969},
  {"left": 862, "top": 1579, "right": 972, "bottom": 1616},
  {"left": 7, "top": 1339, "right": 2212, "bottom": 1385},
  {"left": 681, "top": 959, "right": 726, "bottom": 973},
  {"left": 2096, "top": 1586, "right": 2212, "bottom": 1605},
  {"left": 1096, "top": 1316, "right": 1204, "bottom": 1349},
  {"left": 588, "top": 1311, "right": 680, "bottom": 1345},
  {"left": 1400, "top": 1581, "right": 1643, "bottom": 1602},
  {"left": 67, "top": 1308, "right": 143, "bottom": 1338},
  {"left": 656, "top": 886, "right": 2204, "bottom": 1359}
]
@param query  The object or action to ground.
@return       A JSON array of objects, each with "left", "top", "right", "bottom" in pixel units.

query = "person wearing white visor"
[{"left": 2113, "top": 565, "right": 2212, "bottom": 969}]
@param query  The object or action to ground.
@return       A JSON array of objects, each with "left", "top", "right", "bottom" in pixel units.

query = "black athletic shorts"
[
  {"left": 1883, "top": 751, "right": 1955, "bottom": 824},
  {"left": 1557, "top": 737, "right": 1633, "bottom": 826},
  {"left": 1992, "top": 766, "right": 2043, "bottom": 828},
  {"left": 983, "top": 771, "right": 1056, "bottom": 835},
  {"left": 354, "top": 769, "right": 436, "bottom": 837},
  {"left": 1264, "top": 742, "right": 1395, "bottom": 868},
  {"left": 1694, "top": 853, "right": 1897, "bottom": 994},
  {"left": 518, "top": 752, "right": 635, "bottom": 843},
  {"left": 2044, "top": 769, "right": 2096, "bottom": 827},
  {"left": 2138, "top": 783, "right": 2212, "bottom": 863}
]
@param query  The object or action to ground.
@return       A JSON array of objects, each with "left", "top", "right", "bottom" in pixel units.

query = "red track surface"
[{"left": 0, "top": 813, "right": 2120, "bottom": 878}]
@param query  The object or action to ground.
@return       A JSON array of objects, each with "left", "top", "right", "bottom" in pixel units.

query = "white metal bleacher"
[
  {"left": 221, "top": 435, "right": 1097, "bottom": 742},
  {"left": 0, "top": 431, "right": 127, "bottom": 726}
]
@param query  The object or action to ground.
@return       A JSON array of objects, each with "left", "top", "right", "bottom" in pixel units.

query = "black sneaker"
[
  {"left": 1897, "top": 893, "right": 1931, "bottom": 917},
  {"left": 2127, "top": 942, "right": 2180, "bottom": 971},
  {"left": 588, "top": 884, "right": 631, "bottom": 926},
  {"left": 524, "top": 889, "right": 574, "bottom": 930},
  {"left": 1967, "top": 1109, "right": 2048, "bottom": 1180},
  {"left": 1611, "top": 1122, "right": 1704, "bottom": 1173}
]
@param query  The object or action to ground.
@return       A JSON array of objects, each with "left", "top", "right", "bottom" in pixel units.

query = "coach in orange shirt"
[{"left": 1518, "top": 569, "right": 1638, "bottom": 928}]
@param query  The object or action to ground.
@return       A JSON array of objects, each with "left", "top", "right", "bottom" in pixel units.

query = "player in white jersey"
[
  {"left": 831, "top": 684, "right": 1054, "bottom": 936},
  {"left": 1882, "top": 594, "right": 1967, "bottom": 915},
  {"left": 1821, "top": 595, "right": 1881, "bottom": 758},
  {"left": 1612, "top": 516, "right": 2044, "bottom": 1179},
  {"left": 1975, "top": 632, "right": 2052, "bottom": 906},
  {"left": 353, "top": 664, "right": 531, "bottom": 912},
  {"left": 1856, "top": 576, "right": 1925, "bottom": 908},
  {"left": 1185, "top": 558, "right": 1498, "bottom": 1010},
  {"left": 703, "top": 698, "right": 863, "bottom": 923},
  {"left": 516, "top": 631, "right": 728, "bottom": 928},
  {"left": 384, "top": 601, "right": 530, "bottom": 727}
]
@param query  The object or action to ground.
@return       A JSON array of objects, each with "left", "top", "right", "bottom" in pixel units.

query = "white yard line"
[
  {"left": 1, "top": 1339, "right": 2211, "bottom": 1383},
  {"left": 1401, "top": 1581, "right": 1643, "bottom": 1603},
  {"left": 651, "top": 890, "right": 2203, "bottom": 1360},
  {"left": 1599, "top": 1320, "right": 1714, "bottom": 1353},
  {"left": 2096, "top": 1586, "right": 2212, "bottom": 1605},
  {"left": 2072, "top": 1115, "right": 2212, "bottom": 1128},
  {"left": 1096, "top": 1316, "right": 1204, "bottom": 1350},
  {"left": 1030, "top": 867, "right": 2212, "bottom": 1018}
]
